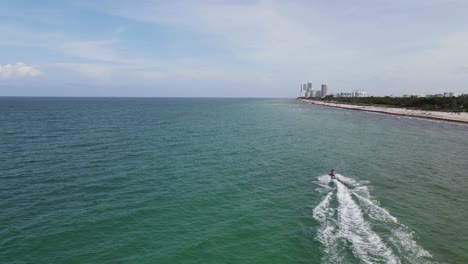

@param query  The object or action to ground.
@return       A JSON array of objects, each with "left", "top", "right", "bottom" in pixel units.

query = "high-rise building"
[
  {"left": 299, "top": 81, "right": 332, "bottom": 98},
  {"left": 300, "top": 82, "right": 307, "bottom": 97},
  {"left": 321, "top": 84, "right": 328, "bottom": 97},
  {"left": 311, "top": 90, "right": 317, "bottom": 98},
  {"left": 299, "top": 82, "right": 314, "bottom": 97},
  {"left": 307, "top": 82, "right": 313, "bottom": 98}
]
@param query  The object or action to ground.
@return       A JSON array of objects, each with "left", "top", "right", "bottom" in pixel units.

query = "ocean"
[{"left": 1, "top": 97, "right": 467, "bottom": 263}]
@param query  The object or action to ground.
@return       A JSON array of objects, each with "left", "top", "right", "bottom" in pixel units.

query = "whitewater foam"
[
  {"left": 335, "top": 180, "right": 398, "bottom": 263},
  {"left": 312, "top": 190, "right": 334, "bottom": 222},
  {"left": 313, "top": 174, "right": 433, "bottom": 264}
]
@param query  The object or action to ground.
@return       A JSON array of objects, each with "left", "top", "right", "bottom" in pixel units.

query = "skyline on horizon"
[{"left": 1, "top": 0, "right": 468, "bottom": 98}]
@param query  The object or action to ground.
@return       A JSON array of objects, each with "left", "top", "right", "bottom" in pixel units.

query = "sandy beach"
[{"left": 299, "top": 99, "right": 468, "bottom": 124}]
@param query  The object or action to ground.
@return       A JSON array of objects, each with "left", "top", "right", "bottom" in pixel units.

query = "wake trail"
[
  {"left": 351, "top": 190, "right": 433, "bottom": 263},
  {"left": 313, "top": 189, "right": 345, "bottom": 263},
  {"left": 313, "top": 174, "right": 434, "bottom": 264},
  {"left": 335, "top": 179, "right": 398, "bottom": 264}
]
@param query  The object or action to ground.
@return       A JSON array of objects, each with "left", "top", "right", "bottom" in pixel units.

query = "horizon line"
[{"left": 0, "top": 95, "right": 293, "bottom": 99}]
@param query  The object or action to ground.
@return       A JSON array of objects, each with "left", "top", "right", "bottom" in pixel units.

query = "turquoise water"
[{"left": 1, "top": 97, "right": 467, "bottom": 263}]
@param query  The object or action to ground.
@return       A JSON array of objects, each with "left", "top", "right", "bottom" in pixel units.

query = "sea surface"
[{"left": 1, "top": 97, "right": 467, "bottom": 264}]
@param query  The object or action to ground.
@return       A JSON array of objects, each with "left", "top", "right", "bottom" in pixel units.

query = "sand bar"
[{"left": 299, "top": 99, "right": 468, "bottom": 125}]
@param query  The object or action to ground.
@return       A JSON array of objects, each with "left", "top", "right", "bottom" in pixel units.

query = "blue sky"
[{"left": 1, "top": 0, "right": 468, "bottom": 97}]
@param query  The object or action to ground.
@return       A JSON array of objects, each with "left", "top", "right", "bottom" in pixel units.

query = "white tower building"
[
  {"left": 300, "top": 83, "right": 307, "bottom": 97},
  {"left": 321, "top": 83, "right": 328, "bottom": 97}
]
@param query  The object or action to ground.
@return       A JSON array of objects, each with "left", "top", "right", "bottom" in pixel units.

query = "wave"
[{"left": 313, "top": 174, "right": 434, "bottom": 264}]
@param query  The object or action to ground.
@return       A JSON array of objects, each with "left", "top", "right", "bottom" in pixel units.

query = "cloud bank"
[{"left": 0, "top": 62, "right": 41, "bottom": 79}]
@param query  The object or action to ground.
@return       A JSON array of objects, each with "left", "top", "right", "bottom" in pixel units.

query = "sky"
[{"left": 1, "top": 0, "right": 468, "bottom": 97}]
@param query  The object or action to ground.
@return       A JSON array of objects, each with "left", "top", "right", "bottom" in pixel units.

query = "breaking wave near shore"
[{"left": 313, "top": 174, "right": 434, "bottom": 264}]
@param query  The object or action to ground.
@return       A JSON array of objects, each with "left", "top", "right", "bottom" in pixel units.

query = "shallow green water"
[{"left": 1, "top": 98, "right": 467, "bottom": 263}]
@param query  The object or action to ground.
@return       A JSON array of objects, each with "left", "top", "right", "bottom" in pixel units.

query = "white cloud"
[
  {"left": 377, "top": 31, "right": 468, "bottom": 81},
  {"left": 0, "top": 62, "right": 41, "bottom": 79},
  {"left": 0, "top": 25, "right": 146, "bottom": 65},
  {"left": 105, "top": 1, "right": 329, "bottom": 62}
]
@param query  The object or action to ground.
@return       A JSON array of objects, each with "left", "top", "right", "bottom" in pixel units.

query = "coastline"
[{"left": 299, "top": 99, "right": 468, "bottom": 125}]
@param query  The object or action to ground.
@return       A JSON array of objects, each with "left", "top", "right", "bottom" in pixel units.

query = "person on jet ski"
[{"left": 329, "top": 169, "right": 337, "bottom": 180}]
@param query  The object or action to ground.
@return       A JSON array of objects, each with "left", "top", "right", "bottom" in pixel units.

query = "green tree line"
[{"left": 309, "top": 95, "right": 468, "bottom": 112}]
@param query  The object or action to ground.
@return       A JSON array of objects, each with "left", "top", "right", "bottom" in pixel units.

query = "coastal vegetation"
[{"left": 311, "top": 95, "right": 468, "bottom": 112}]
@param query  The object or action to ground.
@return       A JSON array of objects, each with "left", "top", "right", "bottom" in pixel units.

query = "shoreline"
[{"left": 299, "top": 99, "right": 468, "bottom": 125}]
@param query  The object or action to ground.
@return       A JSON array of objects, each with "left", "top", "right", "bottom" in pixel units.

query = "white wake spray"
[{"left": 312, "top": 174, "right": 433, "bottom": 264}]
